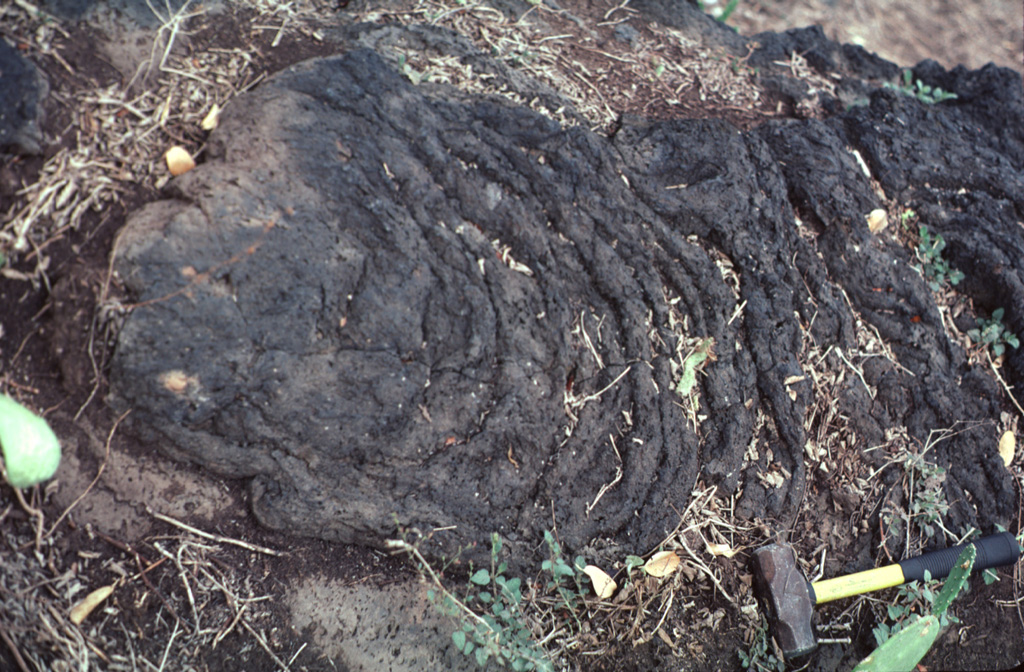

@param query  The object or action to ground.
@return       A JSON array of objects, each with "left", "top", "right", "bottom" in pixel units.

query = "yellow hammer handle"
[{"left": 810, "top": 565, "right": 905, "bottom": 604}]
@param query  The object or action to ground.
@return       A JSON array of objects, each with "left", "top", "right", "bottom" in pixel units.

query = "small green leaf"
[
  {"left": 933, "top": 545, "right": 976, "bottom": 616},
  {"left": 474, "top": 647, "right": 490, "bottom": 666},
  {"left": 625, "top": 555, "right": 645, "bottom": 570},
  {"left": 452, "top": 630, "right": 467, "bottom": 651},
  {"left": 872, "top": 623, "right": 890, "bottom": 647},
  {"left": 471, "top": 569, "right": 491, "bottom": 585}
]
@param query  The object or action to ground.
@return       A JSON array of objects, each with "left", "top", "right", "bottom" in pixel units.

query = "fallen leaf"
[
  {"left": 70, "top": 584, "right": 115, "bottom": 625},
  {"left": 165, "top": 146, "right": 195, "bottom": 176},
  {"left": 584, "top": 565, "right": 617, "bottom": 599},
  {"left": 867, "top": 208, "right": 888, "bottom": 233},
  {"left": 999, "top": 431, "right": 1015, "bottom": 467},
  {"left": 707, "top": 543, "right": 736, "bottom": 558},
  {"left": 644, "top": 550, "right": 680, "bottom": 577},
  {"left": 201, "top": 103, "right": 221, "bottom": 131}
]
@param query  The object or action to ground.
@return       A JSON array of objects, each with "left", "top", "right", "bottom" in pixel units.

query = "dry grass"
[
  {"left": 0, "top": 486, "right": 295, "bottom": 672},
  {"left": 0, "top": 0, "right": 316, "bottom": 282},
  {"left": 0, "top": 3, "right": 319, "bottom": 669},
  {"left": 392, "top": 480, "right": 766, "bottom": 668},
  {"left": 354, "top": 0, "right": 762, "bottom": 132}
]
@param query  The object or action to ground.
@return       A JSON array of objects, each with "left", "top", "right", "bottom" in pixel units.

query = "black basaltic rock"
[
  {"left": 0, "top": 38, "right": 47, "bottom": 156},
  {"left": 108, "top": 17, "right": 1023, "bottom": 567}
]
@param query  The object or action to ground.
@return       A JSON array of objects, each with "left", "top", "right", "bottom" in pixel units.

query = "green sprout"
[
  {"left": 968, "top": 307, "right": 1020, "bottom": 358},
  {"left": 739, "top": 612, "right": 785, "bottom": 672},
  {"left": 915, "top": 225, "right": 963, "bottom": 291},
  {"left": 883, "top": 69, "right": 958, "bottom": 105}
]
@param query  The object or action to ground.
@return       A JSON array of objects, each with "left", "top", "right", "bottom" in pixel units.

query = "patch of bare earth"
[{"left": 726, "top": 0, "right": 1023, "bottom": 74}]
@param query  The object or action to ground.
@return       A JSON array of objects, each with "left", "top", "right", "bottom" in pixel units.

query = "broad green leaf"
[
  {"left": 0, "top": 395, "right": 61, "bottom": 488},
  {"left": 470, "top": 569, "right": 491, "bottom": 585},
  {"left": 853, "top": 615, "right": 939, "bottom": 672}
]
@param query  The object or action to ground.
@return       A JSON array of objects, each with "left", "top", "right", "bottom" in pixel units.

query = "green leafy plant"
[
  {"left": 871, "top": 569, "right": 959, "bottom": 645},
  {"left": 880, "top": 445, "right": 949, "bottom": 544},
  {"left": 968, "top": 307, "right": 1020, "bottom": 358},
  {"left": 457, "top": 533, "right": 552, "bottom": 670},
  {"left": 674, "top": 338, "right": 715, "bottom": 398},
  {"left": 883, "top": 69, "right": 958, "bottom": 104},
  {"left": 0, "top": 395, "right": 62, "bottom": 488},
  {"left": 540, "top": 530, "right": 589, "bottom": 627},
  {"left": 624, "top": 554, "right": 646, "bottom": 576},
  {"left": 856, "top": 545, "right": 975, "bottom": 672},
  {"left": 389, "top": 530, "right": 554, "bottom": 671},
  {"left": 389, "top": 527, "right": 595, "bottom": 672},
  {"left": 738, "top": 612, "right": 784, "bottom": 672},
  {"left": 915, "top": 225, "right": 963, "bottom": 291},
  {"left": 899, "top": 208, "right": 916, "bottom": 230}
]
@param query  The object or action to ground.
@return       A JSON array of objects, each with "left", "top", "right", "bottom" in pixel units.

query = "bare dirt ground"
[
  {"left": 725, "top": 0, "right": 1022, "bottom": 76},
  {"left": 1, "top": 1, "right": 1022, "bottom": 671}
]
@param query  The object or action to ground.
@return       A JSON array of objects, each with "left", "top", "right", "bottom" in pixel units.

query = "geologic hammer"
[{"left": 752, "top": 532, "right": 1021, "bottom": 658}]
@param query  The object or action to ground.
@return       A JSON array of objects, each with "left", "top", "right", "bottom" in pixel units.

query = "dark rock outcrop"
[
  {"left": 0, "top": 38, "right": 47, "bottom": 155},
  {"left": 108, "top": 18, "right": 1023, "bottom": 568}
]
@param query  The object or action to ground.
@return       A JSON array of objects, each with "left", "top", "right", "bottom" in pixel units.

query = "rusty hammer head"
[{"left": 752, "top": 543, "right": 817, "bottom": 658}]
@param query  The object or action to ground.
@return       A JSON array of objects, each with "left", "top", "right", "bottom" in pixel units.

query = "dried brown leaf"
[
  {"left": 999, "top": 430, "right": 1015, "bottom": 467},
  {"left": 644, "top": 550, "right": 680, "bottom": 577},
  {"left": 201, "top": 103, "right": 221, "bottom": 131},
  {"left": 867, "top": 208, "right": 888, "bottom": 233},
  {"left": 165, "top": 146, "right": 195, "bottom": 176},
  {"left": 69, "top": 584, "right": 115, "bottom": 625},
  {"left": 583, "top": 564, "right": 617, "bottom": 599}
]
